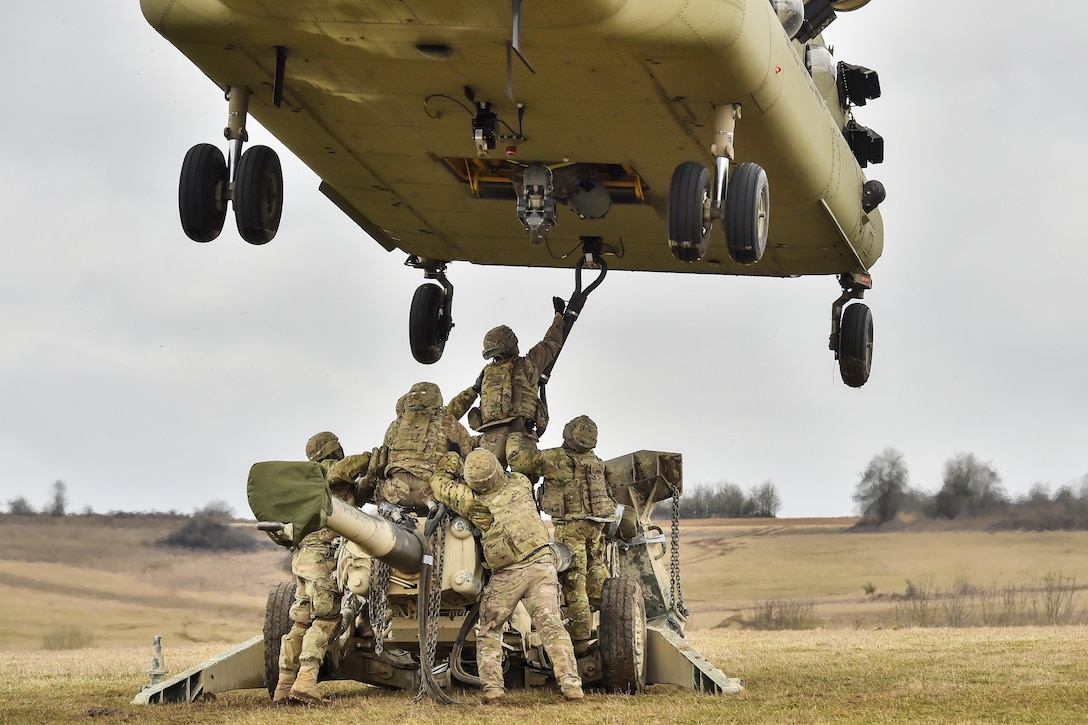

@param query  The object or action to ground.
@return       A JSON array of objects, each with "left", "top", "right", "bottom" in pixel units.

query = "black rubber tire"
[
  {"left": 178, "top": 143, "right": 228, "bottom": 242},
  {"left": 234, "top": 145, "right": 283, "bottom": 245},
  {"left": 838, "top": 302, "right": 874, "bottom": 388},
  {"left": 598, "top": 576, "right": 646, "bottom": 693},
  {"left": 263, "top": 579, "right": 296, "bottom": 698},
  {"left": 725, "top": 162, "right": 770, "bottom": 265},
  {"left": 667, "top": 161, "right": 712, "bottom": 262},
  {"left": 409, "top": 283, "right": 450, "bottom": 364}
]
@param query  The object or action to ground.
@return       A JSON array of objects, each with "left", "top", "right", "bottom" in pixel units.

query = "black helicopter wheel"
[
  {"left": 234, "top": 145, "right": 283, "bottom": 245},
  {"left": 724, "top": 162, "right": 769, "bottom": 265},
  {"left": 838, "top": 302, "right": 873, "bottom": 388},
  {"left": 179, "top": 143, "right": 228, "bottom": 242},
  {"left": 409, "top": 283, "right": 450, "bottom": 364},
  {"left": 667, "top": 161, "right": 712, "bottom": 262}
]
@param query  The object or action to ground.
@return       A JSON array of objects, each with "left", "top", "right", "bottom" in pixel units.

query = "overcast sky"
[{"left": 2, "top": 3, "right": 1085, "bottom": 519}]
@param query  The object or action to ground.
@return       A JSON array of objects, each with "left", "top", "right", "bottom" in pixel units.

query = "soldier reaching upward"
[
  {"left": 430, "top": 448, "right": 584, "bottom": 705},
  {"left": 274, "top": 432, "right": 373, "bottom": 706},
  {"left": 448, "top": 298, "right": 567, "bottom": 468},
  {"left": 508, "top": 415, "right": 616, "bottom": 653}
]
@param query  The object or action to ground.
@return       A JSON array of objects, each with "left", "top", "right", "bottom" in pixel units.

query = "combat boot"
[
  {"left": 480, "top": 689, "right": 505, "bottom": 705},
  {"left": 572, "top": 639, "right": 591, "bottom": 656},
  {"left": 562, "top": 686, "right": 585, "bottom": 702},
  {"left": 271, "top": 669, "right": 296, "bottom": 705},
  {"left": 288, "top": 666, "right": 329, "bottom": 706}
]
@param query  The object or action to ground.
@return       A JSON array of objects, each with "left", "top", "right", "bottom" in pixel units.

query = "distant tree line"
[
  {"left": 655, "top": 480, "right": 783, "bottom": 519},
  {"left": 853, "top": 448, "right": 1088, "bottom": 530}
]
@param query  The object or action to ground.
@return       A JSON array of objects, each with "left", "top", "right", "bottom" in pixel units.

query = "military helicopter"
[{"left": 145, "top": 0, "right": 885, "bottom": 386}]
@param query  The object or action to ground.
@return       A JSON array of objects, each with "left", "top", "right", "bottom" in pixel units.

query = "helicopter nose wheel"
[{"left": 407, "top": 259, "right": 455, "bottom": 364}]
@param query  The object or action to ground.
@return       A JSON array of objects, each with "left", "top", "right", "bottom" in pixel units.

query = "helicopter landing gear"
[
  {"left": 178, "top": 86, "right": 283, "bottom": 245},
  {"left": 406, "top": 257, "right": 454, "bottom": 365},
  {"left": 829, "top": 273, "right": 874, "bottom": 388},
  {"left": 667, "top": 104, "right": 769, "bottom": 265}
]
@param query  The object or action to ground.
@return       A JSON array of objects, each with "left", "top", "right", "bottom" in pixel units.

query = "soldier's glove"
[
  {"left": 437, "top": 450, "right": 463, "bottom": 476},
  {"left": 472, "top": 369, "right": 484, "bottom": 395},
  {"left": 552, "top": 296, "right": 566, "bottom": 314},
  {"left": 446, "top": 438, "right": 462, "bottom": 456}
]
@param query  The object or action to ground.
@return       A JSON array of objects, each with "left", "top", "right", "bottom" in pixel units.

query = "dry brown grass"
[{"left": 5, "top": 515, "right": 1088, "bottom": 722}]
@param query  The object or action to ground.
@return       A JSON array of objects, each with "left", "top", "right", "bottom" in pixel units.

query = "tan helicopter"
[{"left": 144, "top": 0, "right": 885, "bottom": 387}]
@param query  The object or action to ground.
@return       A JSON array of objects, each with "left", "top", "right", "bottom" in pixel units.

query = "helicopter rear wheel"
[
  {"left": 667, "top": 162, "right": 712, "bottom": 262},
  {"left": 725, "top": 162, "right": 769, "bottom": 265},
  {"left": 838, "top": 302, "right": 873, "bottom": 388},
  {"left": 179, "top": 143, "right": 228, "bottom": 242},
  {"left": 234, "top": 145, "right": 283, "bottom": 245}
]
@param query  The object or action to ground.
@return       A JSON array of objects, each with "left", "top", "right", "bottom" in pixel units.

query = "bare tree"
[
  {"left": 853, "top": 448, "right": 910, "bottom": 524},
  {"left": 45, "top": 481, "right": 67, "bottom": 517},
  {"left": 7, "top": 497, "right": 35, "bottom": 516},
  {"left": 933, "top": 453, "right": 1006, "bottom": 519},
  {"left": 748, "top": 480, "right": 782, "bottom": 518}
]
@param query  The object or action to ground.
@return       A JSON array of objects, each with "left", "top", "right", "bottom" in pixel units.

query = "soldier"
[
  {"left": 377, "top": 381, "right": 473, "bottom": 512},
  {"left": 448, "top": 298, "right": 567, "bottom": 468},
  {"left": 508, "top": 416, "right": 616, "bottom": 653},
  {"left": 273, "top": 431, "right": 373, "bottom": 706},
  {"left": 430, "top": 448, "right": 584, "bottom": 705}
]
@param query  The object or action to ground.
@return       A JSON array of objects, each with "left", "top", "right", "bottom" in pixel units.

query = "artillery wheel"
[
  {"left": 409, "top": 283, "right": 450, "bottom": 364},
  {"left": 599, "top": 576, "right": 646, "bottom": 693},
  {"left": 667, "top": 161, "right": 712, "bottom": 262},
  {"left": 234, "top": 144, "right": 283, "bottom": 245},
  {"left": 725, "top": 162, "right": 769, "bottom": 265},
  {"left": 838, "top": 302, "right": 873, "bottom": 388},
  {"left": 263, "top": 579, "right": 296, "bottom": 698},
  {"left": 179, "top": 143, "right": 228, "bottom": 242}
]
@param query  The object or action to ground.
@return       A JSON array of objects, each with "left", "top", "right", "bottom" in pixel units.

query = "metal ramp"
[
  {"left": 132, "top": 635, "right": 265, "bottom": 704},
  {"left": 646, "top": 626, "right": 744, "bottom": 695}
]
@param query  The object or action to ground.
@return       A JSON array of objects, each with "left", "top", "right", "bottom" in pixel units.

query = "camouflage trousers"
[
  {"left": 377, "top": 470, "right": 432, "bottom": 512},
  {"left": 280, "top": 541, "right": 342, "bottom": 672},
  {"left": 480, "top": 420, "right": 538, "bottom": 469},
  {"left": 554, "top": 519, "right": 609, "bottom": 642},
  {"left": 477, "top": 557, "right": 581, "bottom": 696}
]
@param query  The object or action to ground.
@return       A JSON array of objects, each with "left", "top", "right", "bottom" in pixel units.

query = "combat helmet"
[
  {"left": 404, "top": 381, "right": 442, "bottom": 411},
  {"left": 463, "top": 448, "right": 504, "bottom": 492},
  {"left": 482, "top": 325, "right": 518, "bottom": 359},
  {"left": 306, "top": 431, "right": 344, "bottom": 462},
  {"left": 562, "top": 415, "right": 598, "bottom": 452}
]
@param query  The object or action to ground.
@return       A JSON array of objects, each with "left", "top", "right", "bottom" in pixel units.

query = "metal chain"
[
  {"left": 369, "top": 557, "right": 391, "bottom": 655},
  {"left": 414, "top": 523, "right": 449, "bottom": 704},
  {"left": 667, "top": 480, "right": 688, "bottom": 617}
]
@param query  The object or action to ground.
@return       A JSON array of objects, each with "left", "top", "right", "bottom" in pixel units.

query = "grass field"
[{"left": 4, "top": 514, "right": 1088, "bottom": 722}]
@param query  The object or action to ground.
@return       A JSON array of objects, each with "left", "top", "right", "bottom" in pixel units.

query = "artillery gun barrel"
[
  {"left": 247, "top": 460, "right": 424, "bottom": 574},
  {"left": 325, "top": 498, "right": 423, "bottom": 574}
]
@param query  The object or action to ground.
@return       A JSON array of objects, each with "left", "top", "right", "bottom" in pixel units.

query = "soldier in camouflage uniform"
[
  {"left": 430, "top": 448, "right": 584, "bottom": 705},
  {"left": 274, "top": 431, "right": 374, "bottom": 706},
  {"left": 508, "top": 416, "right": 616, "bottom": 653},
  {"left": 447, "top": 299, "right": 567, "bottom": 468},
  {"left": 377, "top": 381, "right": 473, "bottom": 513}
]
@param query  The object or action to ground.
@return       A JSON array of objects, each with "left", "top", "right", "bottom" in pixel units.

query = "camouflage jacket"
[
  {"left": 508, "top": 434, "right": 615, "bottom": 520},
  {"left": 449, "top": 312, "right": 565, "bottom": 430},
  {"left": 430, "top": 455, "right": 549, "bottom": 571}
]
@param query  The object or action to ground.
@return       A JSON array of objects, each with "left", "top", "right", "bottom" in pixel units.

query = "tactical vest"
[
  {"left": 539, "top": 451, "right": 610, "bottom": 520},
  {"left": 477, "top": 474, "right": 549, "bottom": 571},
  {"left": 387, "top": 407, "right": 445, "bottom": 478},
  {"left": 477, "top": 357, "right": 545, "bottom": 430}
]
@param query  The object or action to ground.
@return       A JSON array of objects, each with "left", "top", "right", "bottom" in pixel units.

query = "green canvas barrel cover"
[{"left": 247, "top": 461, "right": 331, "bottom": 546}]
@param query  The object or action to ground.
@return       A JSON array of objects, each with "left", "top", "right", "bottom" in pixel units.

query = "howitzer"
[{"left": 134, "top": 453, "right": 743, "bottom": 705}]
